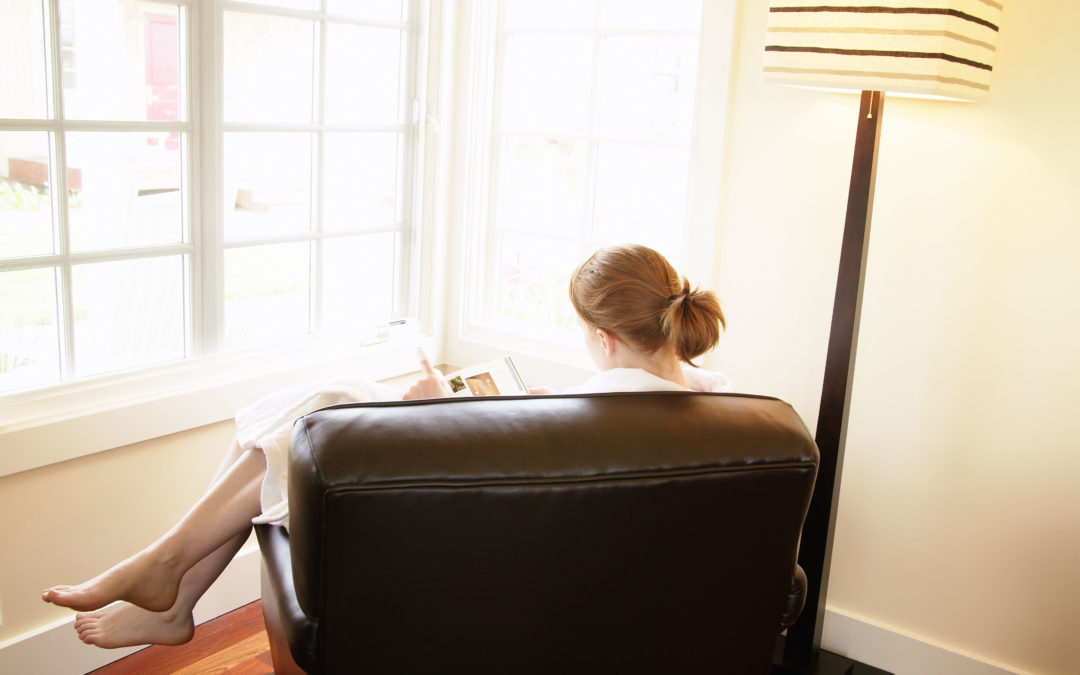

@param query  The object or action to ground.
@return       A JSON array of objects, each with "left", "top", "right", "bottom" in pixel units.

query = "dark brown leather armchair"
[{"left": 256, "top": 391, "right": 817, "bottom": 674}]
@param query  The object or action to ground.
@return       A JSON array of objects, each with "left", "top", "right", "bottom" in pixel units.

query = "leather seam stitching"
[{"left": 323, "top": 463, "right": 816, "bottom": 493}]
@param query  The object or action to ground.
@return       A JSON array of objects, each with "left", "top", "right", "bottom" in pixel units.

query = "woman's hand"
[{"left": 403, "top": 350, "right": 454, "bottom": 400}]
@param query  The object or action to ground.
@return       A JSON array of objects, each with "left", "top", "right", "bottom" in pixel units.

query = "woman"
[{"left": 43, "top": 244, "right": 731, "bottom": 649}]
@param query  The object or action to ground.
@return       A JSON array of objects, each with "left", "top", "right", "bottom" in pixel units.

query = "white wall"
[
  {"left": 0, "top": 420, "right": 237, "bottom": 661},
  {"left": 710, "top": 2, "right": 1079, "bottom": 673}
]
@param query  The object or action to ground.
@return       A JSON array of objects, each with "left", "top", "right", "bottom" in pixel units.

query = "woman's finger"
[{"left": 417, "top": 347, "right": 439, "bottom": 377}]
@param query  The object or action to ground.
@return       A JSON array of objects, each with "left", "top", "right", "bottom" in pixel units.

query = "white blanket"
[{"left": 237, "top": 376, "right": 404, "bottom": 530}]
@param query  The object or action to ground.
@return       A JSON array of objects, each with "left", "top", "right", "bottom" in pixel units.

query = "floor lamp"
[{"left": 760, "top": 2, "right": 1003, "bottom": 672}]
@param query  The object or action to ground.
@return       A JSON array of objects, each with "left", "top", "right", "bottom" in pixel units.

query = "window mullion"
[
  {"left": 196, "top": 0, "right": 225, "bottom": 356},
  {"left": 579, "top": 14, "right": 604, "bottom": 253},
  {"left": 181, "top": 2, "right": 196, "bottom": 359},
  {"left": 311, "top": 10, "right": 327, "bottom": 335},
  {"left": 396, "top": 0, "right": 419, "bottom": 320},
  {"left": 221, "top": 122, "right": 406, "bottom": 133},
  {"left": 43, "top": 0, "right": 75, "bottom": 380},
  {"left": 479, "top": 3, "right": 505, "bottom": 325},
  {"left": 413, "top": 0, "right": 460, "bottom": 334}
]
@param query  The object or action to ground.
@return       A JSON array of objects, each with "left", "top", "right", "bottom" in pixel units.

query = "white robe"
[
  {"left": 237, "top": 377, "right": 404, "bottom": 530},
  {"left": 241, "top": 367, "right": 733, "bottom": 530},
  {"left": 565, "top": 365, "right": 734, "bottom": 395}
]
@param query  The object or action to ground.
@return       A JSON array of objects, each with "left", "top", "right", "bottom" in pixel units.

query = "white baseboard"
[
  {"left": 822, "top": 606, "right": 1029, "bottom": 675},
  {"left": 0, "top": 544, "right": 261, "bottom": 675}
]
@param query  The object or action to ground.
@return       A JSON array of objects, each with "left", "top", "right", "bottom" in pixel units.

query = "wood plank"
[
  {"left": 89, "top": 601, "right": 268, "bottom": 675},
  {"left": 222, "top": 657, "right": 276, "bottom": 675},
  {"left": 172, "top": 632, "right": 270, "bottom": 675}
]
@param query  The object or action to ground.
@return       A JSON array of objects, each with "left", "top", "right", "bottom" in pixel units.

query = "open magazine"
[{"left": 443, "top": 357, "right": 528, "bottom": 397}]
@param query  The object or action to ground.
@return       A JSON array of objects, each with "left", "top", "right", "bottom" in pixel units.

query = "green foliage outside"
[
  {"left": 0, "top": 267, "right": 56, "bottom": 376},
  {"left": 0, "top": 178, "right": 46, "bottom": 211},
  {"left": 499, "top": 262, "right": 577, "bottom": 335}
]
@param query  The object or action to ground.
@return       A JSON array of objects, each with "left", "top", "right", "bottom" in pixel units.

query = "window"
[
  {"left": 455, "top": 0, "right": 712, "bottom": 355},
  {"left": 0, "top": 0, "right": 419, "bottom": 397},
  {"left": 0, "top": 0, "right": 730, "bottom": 470},
  {"left": 219, "top": 0, "right": 415, "bottom": 351}
]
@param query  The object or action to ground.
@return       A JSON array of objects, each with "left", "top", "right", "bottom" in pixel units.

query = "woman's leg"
[
  {"left": 43, "top": 447, "right": 265, "bottom": 613},
  {"left": 209, "top": 437, "right": 246, "bottom": 485}
]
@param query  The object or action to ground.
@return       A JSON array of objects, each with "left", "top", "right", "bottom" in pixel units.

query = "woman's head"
[{"left": 569, "top": 244, "right": 725, "bottom": 365}]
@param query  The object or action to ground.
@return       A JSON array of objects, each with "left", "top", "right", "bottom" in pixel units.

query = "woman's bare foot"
[
  {"left": 42, "top": 549, "right": 184, "bottom": 613},
  {"left": 74, "top": 603, "right": 195, "bottom": 649}
]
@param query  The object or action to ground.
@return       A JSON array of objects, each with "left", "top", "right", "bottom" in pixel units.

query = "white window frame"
[
  {"left": 0, "top": 0, "right": 451, "bottom": 478},
  {"left": 1, "top": 0, "right": 200, "bottom": 388},
  {"left": 442, "top": 0, "right": 738, "bottom": 391}
]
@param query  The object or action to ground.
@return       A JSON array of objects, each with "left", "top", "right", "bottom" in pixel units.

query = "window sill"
[{"left": 0, "top": 327, "right": 434, "bottom": 478}]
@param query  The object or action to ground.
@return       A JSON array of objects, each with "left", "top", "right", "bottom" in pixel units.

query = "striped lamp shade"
[{"left": 763, "top": 1, "right": 1003, "bottom": 100}]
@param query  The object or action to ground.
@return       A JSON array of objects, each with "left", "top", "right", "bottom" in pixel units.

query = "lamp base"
[{"left": 772, "top": 635, "right": 893, "bottom": 675}]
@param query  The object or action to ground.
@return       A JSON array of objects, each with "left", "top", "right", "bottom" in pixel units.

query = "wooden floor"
[{"left": 88, "top": 600, "right": 273, "bottom": 675}]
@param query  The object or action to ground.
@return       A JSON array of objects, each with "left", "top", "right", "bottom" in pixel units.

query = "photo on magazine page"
[{"left": 445, "top": 357, "right": 527, "bottom": 397}]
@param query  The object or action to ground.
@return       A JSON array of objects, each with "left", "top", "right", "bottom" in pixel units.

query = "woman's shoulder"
[{"left": 564, "top": 368, "right": 690, "bottom": 395}]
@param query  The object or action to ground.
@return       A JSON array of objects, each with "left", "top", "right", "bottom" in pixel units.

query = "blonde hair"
[{"left": 569, "top": 244, "right": 725, "bottom": 364}]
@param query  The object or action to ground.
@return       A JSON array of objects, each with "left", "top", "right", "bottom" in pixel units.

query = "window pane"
[
  {"left": 504, "top": 0, "right": 595, "bottom": 29},
  {"left": 325, "top": 24, "right": 403, "bottom": 126},
  {"left": 65, "top": 132, "right": 183, "bottom": 252},
  {"left": 496, "top": 135, "right": 585, "bottom": 236},
  {"left": 321, "top": 233, "right": 397, "bottom": 332},
  {"left": 72, "top": 256, "right": 185, "bottom": 377},
  {"left": 225, "top": 242, "right": 310, "bottom": 350},
  {"left": 596, "top": 37, "right": 699, "bottom": 141},
  {"left": 60, "top": 1, "right": 182, "bottom": 122},
  {"left": 591, "top": 144, "right": 689, "bottom": 255},
  {"left": 494, "top": 233, "right": 582, "bottom": 336},
  {"left": 1, "top": 0, "right": 49, "bottom": 119},
  {"left": 324, "top": 132, "right": 399, "bottom": 231},
  {"left": 599, "top": 0, "right": 702, "bottom": 31},
  {"left": 0, "top": 267, "right": 60, "bottom": 393},
  {"left": 1, "top": 131, "right": 54, "bottom": 258},
  {"left": 224, "top": 12, "right": 314, "bottom": 124},
  {"left": 501, "top": 35, "right": 592, "bottom": 133},
  {"left": 224, "top": 132, "right": 312, "bottom": 240},
  {"left": 326, "top": 0, "right": 405, "bottom": 22}
]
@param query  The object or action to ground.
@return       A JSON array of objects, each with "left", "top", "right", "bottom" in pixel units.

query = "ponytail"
[{"left": 660, "top": 279, "right": 726, "bottom": 364}]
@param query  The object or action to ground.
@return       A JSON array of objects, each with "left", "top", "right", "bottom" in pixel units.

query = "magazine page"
[{"left": 444, "top": 357, "right": 528, "bottom": 397}]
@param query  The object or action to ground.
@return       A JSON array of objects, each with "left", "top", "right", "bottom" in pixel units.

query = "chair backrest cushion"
[{"left": 287, "top": 391, "right": 817, "bottom": 674}]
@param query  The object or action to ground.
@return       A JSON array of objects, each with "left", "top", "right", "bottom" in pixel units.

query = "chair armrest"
[
  {"left": 255, "top": 524, "right": 319, "bottom": 673},
  {"left": 780, "top": 565, "right": 808, "bottom": 631}
]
